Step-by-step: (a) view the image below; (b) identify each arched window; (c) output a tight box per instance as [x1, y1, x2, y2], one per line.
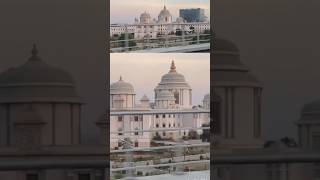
[174, 92, 179, 104]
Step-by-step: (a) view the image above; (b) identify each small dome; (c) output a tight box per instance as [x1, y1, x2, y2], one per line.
[212, 38, 261, 87]
[0, 45, 82, 103]
[140, 12, 151, 19]
[140, 94, 149, 101]
[156, 90, 175, 101]
[298, 100, 320, 123]
[110, 76, 135, 95]
[140, 11, 151, 23]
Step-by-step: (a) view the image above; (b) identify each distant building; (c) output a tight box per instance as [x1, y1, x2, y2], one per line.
[110, 5, 210, 40]
[179, 8, 207, 22]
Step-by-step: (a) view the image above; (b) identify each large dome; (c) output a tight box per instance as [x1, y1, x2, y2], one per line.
[0, 45, 82, 103]
[212, 38, 261, 87]
[155, 61, 191, 90]
[158, 6, 172, 23]
[110, 76, 135, 95]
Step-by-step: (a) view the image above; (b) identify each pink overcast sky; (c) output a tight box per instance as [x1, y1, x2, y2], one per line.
[110, 53, 210, 106]
[110, 0, 210, 24]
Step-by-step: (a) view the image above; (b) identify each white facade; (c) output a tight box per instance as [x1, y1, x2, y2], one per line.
[110, 5, 210, 39]
[110, 61, 209, 150]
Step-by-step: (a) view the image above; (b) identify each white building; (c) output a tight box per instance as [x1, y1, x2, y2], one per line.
[109, 61, 210, 150]
[110, 5, 210, 40]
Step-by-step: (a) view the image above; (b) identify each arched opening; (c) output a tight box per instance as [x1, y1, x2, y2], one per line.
[174, 91, 179, 104]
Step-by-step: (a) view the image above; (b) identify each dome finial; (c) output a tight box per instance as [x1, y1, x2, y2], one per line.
[170, 60, 176, 72]
[119, 76, 123, 81]
[32, 44, 38, 56]
[28, 43, 41, 61]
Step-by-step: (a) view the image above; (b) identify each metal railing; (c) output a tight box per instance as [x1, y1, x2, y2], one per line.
[110, 31, 211, 52]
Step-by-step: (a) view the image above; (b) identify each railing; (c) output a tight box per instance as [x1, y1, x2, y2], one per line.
[110, 31, 211, 52]
[109, 110, 210, 180]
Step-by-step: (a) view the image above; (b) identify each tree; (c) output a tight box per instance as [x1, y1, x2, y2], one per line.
[188, 130, 200, 139]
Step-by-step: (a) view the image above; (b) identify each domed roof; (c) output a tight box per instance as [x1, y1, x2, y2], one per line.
[140, 11, 151, 19]
[156, 90, 175, 101]
[0, 45, 74, 85]
[0, 45, 82, 103]
[203, 94, 210, 101]
[140, 94, 149, 101]
[298, 100, 320, 123]
[158, 6, 172, 18]
[110, 76, 135, 95]
[212, 38, 261, 87]
[155, 61, 191, 90]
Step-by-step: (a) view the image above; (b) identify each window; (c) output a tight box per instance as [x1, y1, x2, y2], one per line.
[169, 124, 171, 128]
[162, 114, 165, 118]
[135, 141, 139, 147]
[26, 174, 39, 180]
[156, 114, 159, 118]
[173, 114, 175, 118]
[134, 116, 139, 122]
[118, 141, 122, 147]
[118, 128, 123, 136]
[174, 92, 179, 104]
[135, 128, 139, 135]
[162, 124, 166, 128]
[163, 132, 166, 136]
[118, 116, 123, 122]
[156, 124, 159, 128]
[78, 173, 91, 180]
[169, 114, 171, 118]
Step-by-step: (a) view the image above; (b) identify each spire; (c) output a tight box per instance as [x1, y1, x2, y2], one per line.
[28, 43, 41, 61]
[119, 76, 123, 81]
[164, 5, 166, 10]
[170, 60, 176, 72]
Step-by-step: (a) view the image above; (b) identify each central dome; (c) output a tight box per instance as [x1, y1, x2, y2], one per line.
[110, 76, 135, 95]
[158, 5, 172, 23]
[0, 45, 82, 103]
[156, 61, 191, 90]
